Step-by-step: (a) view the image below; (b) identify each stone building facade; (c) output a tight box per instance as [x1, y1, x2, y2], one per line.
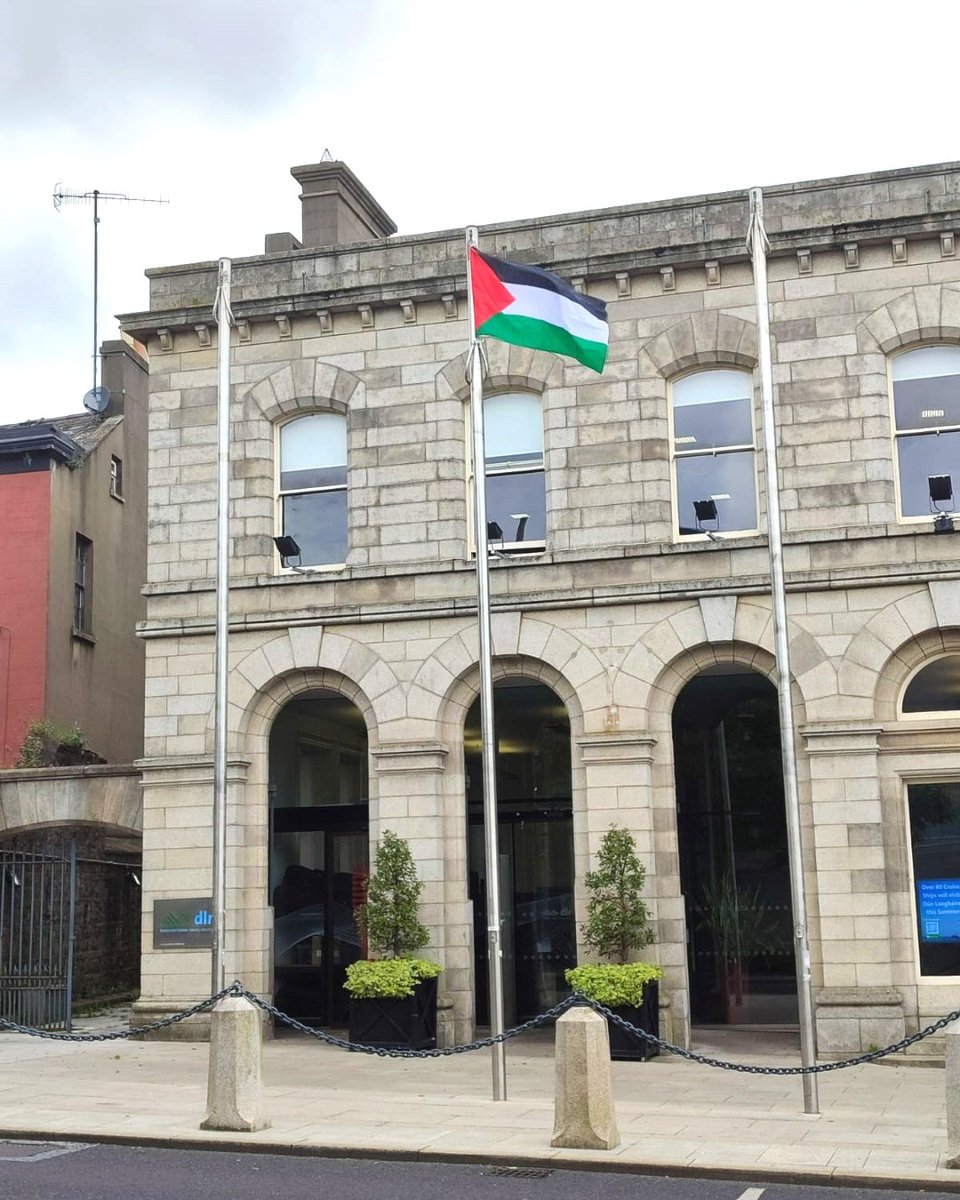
[123, 160, 960, 1055]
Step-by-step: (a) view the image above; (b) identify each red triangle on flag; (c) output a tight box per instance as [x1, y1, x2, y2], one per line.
[470, 247, 515, 331]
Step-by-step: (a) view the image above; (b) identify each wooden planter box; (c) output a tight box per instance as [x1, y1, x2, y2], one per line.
[347, 975, 438, 1051]
[605, 980, 660, 1061]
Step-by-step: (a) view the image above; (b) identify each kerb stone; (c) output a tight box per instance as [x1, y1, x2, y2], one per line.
[947, 1020, 960, 1167]
[200, 996, 270, 1132]
[551, 1005, 619, 1150]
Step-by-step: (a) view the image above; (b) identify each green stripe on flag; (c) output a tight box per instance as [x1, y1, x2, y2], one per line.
[478, 312, 607, 373]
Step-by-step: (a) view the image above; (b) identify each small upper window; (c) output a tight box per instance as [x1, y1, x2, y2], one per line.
[109, 455, 123, 498]
[672, 369, 757, 537]
[278, 414, 347, 568]
[891, 346, 960, 520]
[483, 393, 545, 551]
[74, 534, 92, 635]
[901, 655, 960, 716]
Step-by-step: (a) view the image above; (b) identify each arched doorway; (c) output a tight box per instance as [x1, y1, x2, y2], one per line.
[672, 664, 797, 1026]
[268, 689, 369, 1026]
[465, 679, 575, 1025]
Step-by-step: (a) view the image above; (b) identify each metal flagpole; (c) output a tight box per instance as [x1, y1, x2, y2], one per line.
[211, 257, 233, 995]
[465, 226, 507, 1101]
[746, 189, 819, 1115]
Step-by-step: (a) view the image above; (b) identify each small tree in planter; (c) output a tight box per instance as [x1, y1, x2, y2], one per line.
[565, 826, 662, 1061]
[344, 830, 441, 1050]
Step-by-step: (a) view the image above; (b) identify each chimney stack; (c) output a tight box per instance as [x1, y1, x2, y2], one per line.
[290, 160, 396, 248]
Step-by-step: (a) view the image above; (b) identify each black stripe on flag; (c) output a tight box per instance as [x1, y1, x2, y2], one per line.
[476, 250, 608, 323]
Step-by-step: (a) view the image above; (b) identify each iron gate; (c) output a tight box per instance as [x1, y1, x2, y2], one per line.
[0, 842, 76, 1031]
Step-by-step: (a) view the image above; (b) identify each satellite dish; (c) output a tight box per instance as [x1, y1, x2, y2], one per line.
[82, 385, 110, 415]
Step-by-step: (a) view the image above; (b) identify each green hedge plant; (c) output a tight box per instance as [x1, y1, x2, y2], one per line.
[345, 829, 440, 1000]
[344, 957, 441, 999]
[565, 962, 663, 1008]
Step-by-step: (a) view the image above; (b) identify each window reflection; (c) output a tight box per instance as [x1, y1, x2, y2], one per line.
[483, 394, 545, 550]
[902, 655, 960, 714]
[672, 370, 757, 537]
[278, 413, 348, 567]
[892, 348, 960, 520]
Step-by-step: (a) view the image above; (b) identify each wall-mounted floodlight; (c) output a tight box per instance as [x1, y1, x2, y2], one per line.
[273, 535, 302, 568]
[693, 498, 719, 532]
[929, 475, 955, 534]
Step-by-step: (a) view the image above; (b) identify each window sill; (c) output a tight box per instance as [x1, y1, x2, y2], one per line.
[72, 629, 96, 645]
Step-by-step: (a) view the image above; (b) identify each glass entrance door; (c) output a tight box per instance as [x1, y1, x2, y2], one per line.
[269, 690, 369, 1027]
[271, 819, 368, 1026]
[470, 814, 576, 1025]
[673, 665, 797, 1026]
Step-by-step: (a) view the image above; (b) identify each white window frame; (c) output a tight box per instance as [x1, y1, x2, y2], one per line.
[902, 773, 960, 982]
[669, 367, 759, 541]
[109, 455, 124, 500]
[888, 344, 960, 526]
[465, 391, 546, 556]
[275, 412, 348, 573]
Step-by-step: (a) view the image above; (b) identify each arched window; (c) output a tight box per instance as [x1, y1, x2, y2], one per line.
[278, 413, 347, 568]
[671, 369, 757, 538]
[891, 346, 960, 520]
[901, 654, 960, 716]
[481, 392, 545, 551]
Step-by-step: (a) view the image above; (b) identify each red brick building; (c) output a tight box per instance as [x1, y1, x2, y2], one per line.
[0, 341, 148, 765]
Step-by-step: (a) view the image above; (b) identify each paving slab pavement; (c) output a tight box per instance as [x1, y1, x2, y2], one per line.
[0, 1024, 956, 1190]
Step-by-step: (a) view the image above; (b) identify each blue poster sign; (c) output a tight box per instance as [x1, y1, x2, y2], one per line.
[917, 879, 960, 942]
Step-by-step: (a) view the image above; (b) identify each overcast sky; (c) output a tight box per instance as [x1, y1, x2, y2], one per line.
[4, 0, 958, 422]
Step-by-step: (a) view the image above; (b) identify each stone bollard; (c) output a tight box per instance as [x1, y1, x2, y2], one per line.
[551, 1004, 619, 1150]
[947, 1020, 960, 1167]
[200, 996, 270, 1132]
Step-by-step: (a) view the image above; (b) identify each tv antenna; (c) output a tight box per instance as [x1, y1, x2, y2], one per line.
[53, 185, 168, 407]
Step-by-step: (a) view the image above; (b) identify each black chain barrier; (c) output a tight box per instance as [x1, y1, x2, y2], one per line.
[1, 980, 958, 1075]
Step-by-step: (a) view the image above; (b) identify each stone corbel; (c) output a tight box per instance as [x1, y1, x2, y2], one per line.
[358, 304, 374, 330]
[615, 272, 631, 298]
[275, 315, 292, 339]
[660, 266, 675, 293]
[891, 237, 907, 264]
[236, 320, 251, 343]
[316, 309, 333, 334]
[844, 242, 859, 269]
[942, 232, 956, 258]
[571, 276, 585, 293]
[157, 328, 173, 352]
[441, 294, 458, 320]
[796, 248, 812, 275]
[400, 299, 416, 324]
[194, 324, 211, 348]
[704, 261, 721, 287]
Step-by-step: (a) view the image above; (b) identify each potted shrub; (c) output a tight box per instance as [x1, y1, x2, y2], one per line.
[344, 829, 441, 1050]
[697, 874, 776, 1023]
[565, 826, 663, 1061]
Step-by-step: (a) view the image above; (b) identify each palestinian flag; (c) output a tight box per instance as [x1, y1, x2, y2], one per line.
[469, 247, 608, 373]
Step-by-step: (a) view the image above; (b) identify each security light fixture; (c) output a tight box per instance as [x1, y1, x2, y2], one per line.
[693, 498, 719, 531]
[273, 535, 302, 568]
[928, 475, 955, 534]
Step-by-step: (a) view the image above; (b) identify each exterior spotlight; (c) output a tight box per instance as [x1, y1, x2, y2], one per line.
[928, 475, 955, 533]
[273, 535, 302, 567]
[693, 498, 719, 533]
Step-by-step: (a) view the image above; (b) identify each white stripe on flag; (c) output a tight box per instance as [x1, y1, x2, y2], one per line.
[503, 283, 608, 345]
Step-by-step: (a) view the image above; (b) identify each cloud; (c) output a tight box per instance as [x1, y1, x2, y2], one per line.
[2, 0, 388, 133]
